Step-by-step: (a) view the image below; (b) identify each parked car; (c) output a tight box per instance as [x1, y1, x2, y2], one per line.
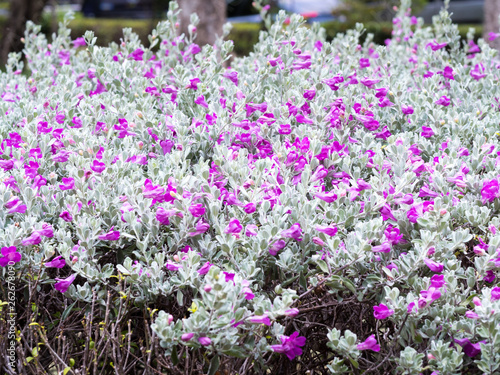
[417, 0, 484, 23]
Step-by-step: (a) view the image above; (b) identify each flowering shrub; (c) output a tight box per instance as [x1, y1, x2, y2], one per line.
[2, 0, 500, 373]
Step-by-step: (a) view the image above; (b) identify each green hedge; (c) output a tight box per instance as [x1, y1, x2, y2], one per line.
[36, 15, 483, 56]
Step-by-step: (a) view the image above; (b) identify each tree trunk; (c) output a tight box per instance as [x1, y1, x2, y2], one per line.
[0, 0, 49, 65]
[177, 0, 226, 46]
[484, 0, 500, 50]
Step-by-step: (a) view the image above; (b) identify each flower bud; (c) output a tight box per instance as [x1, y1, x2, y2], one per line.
[204, 284, 212, 292]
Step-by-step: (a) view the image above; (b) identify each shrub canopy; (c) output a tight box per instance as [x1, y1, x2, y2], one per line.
[2, 1, 500, 374]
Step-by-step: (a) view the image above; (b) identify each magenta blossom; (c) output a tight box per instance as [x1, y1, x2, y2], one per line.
[372, 242, 391, 253]
[243, 202, 256, 214]
[90, 160, 106, 173]
[407, 201, 433, 223]
[465, 311, 480, 319]
[181, 333, 194, 342]
[421, 126, 435, 138]
[98, 229, 120, 241]
[0, 246, 21, 267]
[54, 274, 76, 293]
[245, 224, 258, 237]
[430, 274, 445, 288]
[59, 211, 73, 222]
[198, 262, 212, 275]
[188, 220, 210, 236]
[225, 218, 242, 235]
[165, 261, 182, 271]
[45, 255, 66, 268]
[198, 337, 211, 346]
[357, 335, 380, 352]
[424, 258, 444, 273]
[269, 240, 287, 256]
[59, 177, 75, 190]
[247, 315, 271, 326]
[455, 338, 485, 357]
[315, 225, 338, 237]
[385, 225, 405, 245]
[22, 232, 42, 246]
[481, 179, 500, 204]
[271, 331, 306, 360]
[281, 223, 303, 241]
[373, 303, 394, 319]
[435, 96, 450, 106]
[189, 203, 206, 217]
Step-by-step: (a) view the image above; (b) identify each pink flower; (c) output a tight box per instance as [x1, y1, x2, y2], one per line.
[98, 230, 120, 241]
[465, 311, 480, 319]
[245, 224, 258, 237]
[225, 218, 242, 234]
[90, 160, 106, 173]
[312, 237, 325, 246]
[481, 179, 500, 203]
[373, 303, 394, 319]
[59, 211, 73, 222]
[491, 287, 500, 301]
[194, 95, 209, 108]
[54, 274, 76, 293]
[271, 331, 306, 360]
[278, 124, 292, 134]
[401, 105, 414, 115]
[359, 58, 370, 68]
[455, 338, 485, 357]
[0, 246, 21, 267]
[470, 63, 486, 80]
[22, 232, 42, 246]
[165, 261, 182, 271]
[380, 204, 396, 221]
[372, 242, 391, 253]
[198, 337, 211, 346]
[421, 126, 435, 138]
[189, 203, 206, 217]
[357, 334, 380, 352]
[247, 315, 271, 326]
[281, 223, 302, 241]
[430, 274, 445, 288]
[384, 225, 404, 245]
[424, 258, 444, 273]
[197, 262, 212, 275]
[45, 255, 66, 268]
[315, 225, 338, 237]
[59, 177, 75, 190]
[435, 96, 450, 106]
[269, 240, 287, 256]
[188, 220, 210, 236]
[128, 48, 144, 61]
[243, 202, 256, 214]
[223, 70, 238, 85]
[181, 333, 194, 341]
[314, 191, 337, 203]
[406, 201, 433, 223]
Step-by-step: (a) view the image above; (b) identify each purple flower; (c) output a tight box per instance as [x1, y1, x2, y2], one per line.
[303, 89, 316, 100]
[223, 272, 235, 284]
[385, 225, 404, 245]
[247, 315, 271, 326]
[435, 96, 450, 106]
[225, 218, 242, 235]
[54, 274, 76, 293]
[281, 223, 302, 241]
[188, 219, 210, 236]
[165, 261, 182, 271]
[455, 338, 485, 357]
[465, 311, 480, 319]
[59, 211, 73, 222]
[197, 261, 212, 275]
[284, 308, 299, 317]
[372, 242, 391, 253]
[90, 160, 106, 173]
[245, 224, 258, 237]
[314, 192, 337, 203]
[481, 179, 500, 203]
[357, 334, 380, 352]
[189, 203, 206, 217]
[223, 70, 238, 85]
[0, 246, 21, 267]
[421, 126, 435, 138]
[470, 63, 486, 81]
[407, 201, 433, 223]
[491, 287, 500, 301]
[271, 331, 306, 360]
[278, 124, 291, 134]
[269, 240, 287, 256]
[22, 232, 42, 246]
[5, 196, 26, 214]
[359, 58, 370, 68]
[128, 48, 144, 61]
[59, 177, 75, 190]
[315, 225, 338, 237]
[72, 37, 86, 47]
[401, 105, 414, 115]
[181, 333, 194, 342]
[243, 202, 256, 214]
[380, 204, 396, 221]
[424, 258, 444, 273]
[430, 274, 445, 288]
[45, 255, 66, 268]
[373, 303, 394, 319]
[194, 95, 209, 108]
[98, 230, 120, 241]
[198, 337, 211, 346]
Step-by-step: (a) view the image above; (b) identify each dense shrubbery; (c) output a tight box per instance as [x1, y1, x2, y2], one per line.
[2, 0, 500, 374]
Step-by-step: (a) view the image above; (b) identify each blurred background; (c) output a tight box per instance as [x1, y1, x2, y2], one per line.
[0, 0, 496, 66]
